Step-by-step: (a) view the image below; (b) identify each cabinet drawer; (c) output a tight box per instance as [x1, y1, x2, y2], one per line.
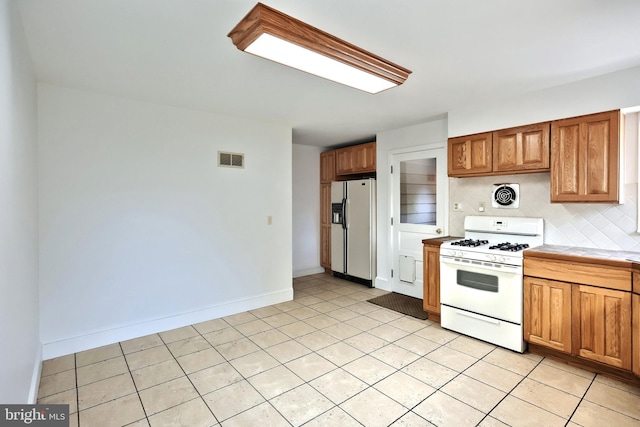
[524, 258, 631, 291]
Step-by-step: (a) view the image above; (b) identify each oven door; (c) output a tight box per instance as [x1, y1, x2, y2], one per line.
[439, 255, 523, 324]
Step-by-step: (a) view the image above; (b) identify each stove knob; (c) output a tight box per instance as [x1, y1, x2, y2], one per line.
[500, 256, 507, 263]
[488, 254, 497, 262]
[457, 251, 464, 257]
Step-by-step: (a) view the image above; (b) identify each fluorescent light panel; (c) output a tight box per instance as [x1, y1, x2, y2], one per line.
[228, 3, 411, 94]
[246, 34, 396, 93]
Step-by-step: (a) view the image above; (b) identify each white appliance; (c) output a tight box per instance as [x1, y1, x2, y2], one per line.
[439, 216, 544, 352]
[331, 178, 376, 286]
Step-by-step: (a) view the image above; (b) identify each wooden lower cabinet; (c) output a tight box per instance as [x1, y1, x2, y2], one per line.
[320, 225, 331, 269]
[524, 277, 572, 352]
[423, 245, 440, 317]
[633, 294, 640, 376]
[572, 285, 632, 370]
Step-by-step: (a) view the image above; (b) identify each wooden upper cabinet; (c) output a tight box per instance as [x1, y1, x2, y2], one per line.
[572, 284, 632, 370]
[551, 110, 621, 203]
[493, 123, 550, 173]
[335, 147, 353, 175]
[447, 132, 492, 177]
[352, 142, 376, 173]
[320, 151, 336, 183]
[524, 277, 572, 352]
[336, 142, 376, 175]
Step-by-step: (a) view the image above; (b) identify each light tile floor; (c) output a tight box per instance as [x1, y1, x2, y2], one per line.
[37, 273, 640, 427]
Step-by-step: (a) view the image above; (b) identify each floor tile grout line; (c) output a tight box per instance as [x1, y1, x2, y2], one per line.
[184, 315, 302, 426]
[73, 353, 80, 426]
[243, 281, 420, 425]
[118, 341, 150, 426]
[155, 329, 222, 426]
[478, 355, 579, 425]
[573, 374, 640, 422]
[457, 351, 533, 426]
[564, 374, 597, 426]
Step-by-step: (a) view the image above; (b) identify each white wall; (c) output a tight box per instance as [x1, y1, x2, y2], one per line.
[38, 84, 293, 358]
[449, 65, 640, 137]
[0, 0, 40, 403]
[292, 144, 324, 277]
[375, 119, 448, 290]
[447, 66, 640, 251]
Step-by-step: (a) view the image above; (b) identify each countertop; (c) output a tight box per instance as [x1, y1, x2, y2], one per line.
[525, 244, 640, 269]
[422, 236, 462, 247]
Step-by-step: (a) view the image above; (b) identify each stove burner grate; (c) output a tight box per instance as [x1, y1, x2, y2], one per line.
[488, 242, 530, 252]
[451, 239, 489, 247]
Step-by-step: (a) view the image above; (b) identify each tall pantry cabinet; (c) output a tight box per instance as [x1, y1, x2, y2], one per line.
[320, 151, 335, 269]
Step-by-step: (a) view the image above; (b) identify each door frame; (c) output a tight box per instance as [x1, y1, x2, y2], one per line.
[388, 143, 449, 298]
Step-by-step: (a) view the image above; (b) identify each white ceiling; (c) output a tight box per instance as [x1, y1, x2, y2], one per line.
[16, 0, 640, 147]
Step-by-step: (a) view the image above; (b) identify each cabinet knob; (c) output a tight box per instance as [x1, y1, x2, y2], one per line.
[436, 228, 442, 234]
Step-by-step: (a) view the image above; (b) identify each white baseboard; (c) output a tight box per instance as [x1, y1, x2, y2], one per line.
[28, 344, 43, 404]
[42, 288, 293, 360]
[293, 267, 325, 278]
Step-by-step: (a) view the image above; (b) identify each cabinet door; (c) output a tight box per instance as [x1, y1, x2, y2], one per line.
[320, 151, 336, 183]
[320, 224, 331, 269]
[572, 284, 631, 369]
[352, 142, 376, 173]
[320, 183, 332, 269]
[551, 110, 620, 202]
[524, 277, 572, 352]
[447, 133, 492, 176]
[633, 294, 640, 377]
[320, 183, 332, 226]
[423, 245, 440, 315]
[493, 123, 550, 173]
[335, 147, 353, 175]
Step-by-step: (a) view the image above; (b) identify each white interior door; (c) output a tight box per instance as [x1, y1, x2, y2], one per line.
[390, 145, 448, 298]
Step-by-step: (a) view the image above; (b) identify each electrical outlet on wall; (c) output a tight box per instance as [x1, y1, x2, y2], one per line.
[478, 202, 485, 212]
[453, 202, 463, 212]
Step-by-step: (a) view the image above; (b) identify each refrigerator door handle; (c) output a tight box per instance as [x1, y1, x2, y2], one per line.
[341, 198, 347, 229]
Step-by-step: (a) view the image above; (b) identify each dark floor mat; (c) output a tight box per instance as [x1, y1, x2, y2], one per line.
[367, 292, 429, 320]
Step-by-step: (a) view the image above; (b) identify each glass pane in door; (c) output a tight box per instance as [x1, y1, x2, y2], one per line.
[400, 158, 436, 225]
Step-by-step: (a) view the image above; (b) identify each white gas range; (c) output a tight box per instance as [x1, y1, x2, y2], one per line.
[439, 216, 544, 353]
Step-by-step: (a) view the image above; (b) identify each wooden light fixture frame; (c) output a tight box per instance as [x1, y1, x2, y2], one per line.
[228, 3, 411, 88]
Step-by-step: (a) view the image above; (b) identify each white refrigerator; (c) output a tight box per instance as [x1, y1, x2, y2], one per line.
[330, 178, 376, 286]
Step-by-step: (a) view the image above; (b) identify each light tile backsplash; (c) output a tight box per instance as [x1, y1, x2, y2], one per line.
[449, 173, 640, 252]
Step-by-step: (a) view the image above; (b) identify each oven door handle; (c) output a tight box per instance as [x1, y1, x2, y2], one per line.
[456, 310, 501, 325]
[439, 255, 521, 273]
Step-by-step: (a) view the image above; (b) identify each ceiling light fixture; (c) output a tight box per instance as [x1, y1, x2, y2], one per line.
[227, 3, 411, 94]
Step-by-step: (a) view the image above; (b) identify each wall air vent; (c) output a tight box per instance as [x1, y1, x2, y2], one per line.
[218, 151, 244, 169]
[492, 183, 519, 208]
